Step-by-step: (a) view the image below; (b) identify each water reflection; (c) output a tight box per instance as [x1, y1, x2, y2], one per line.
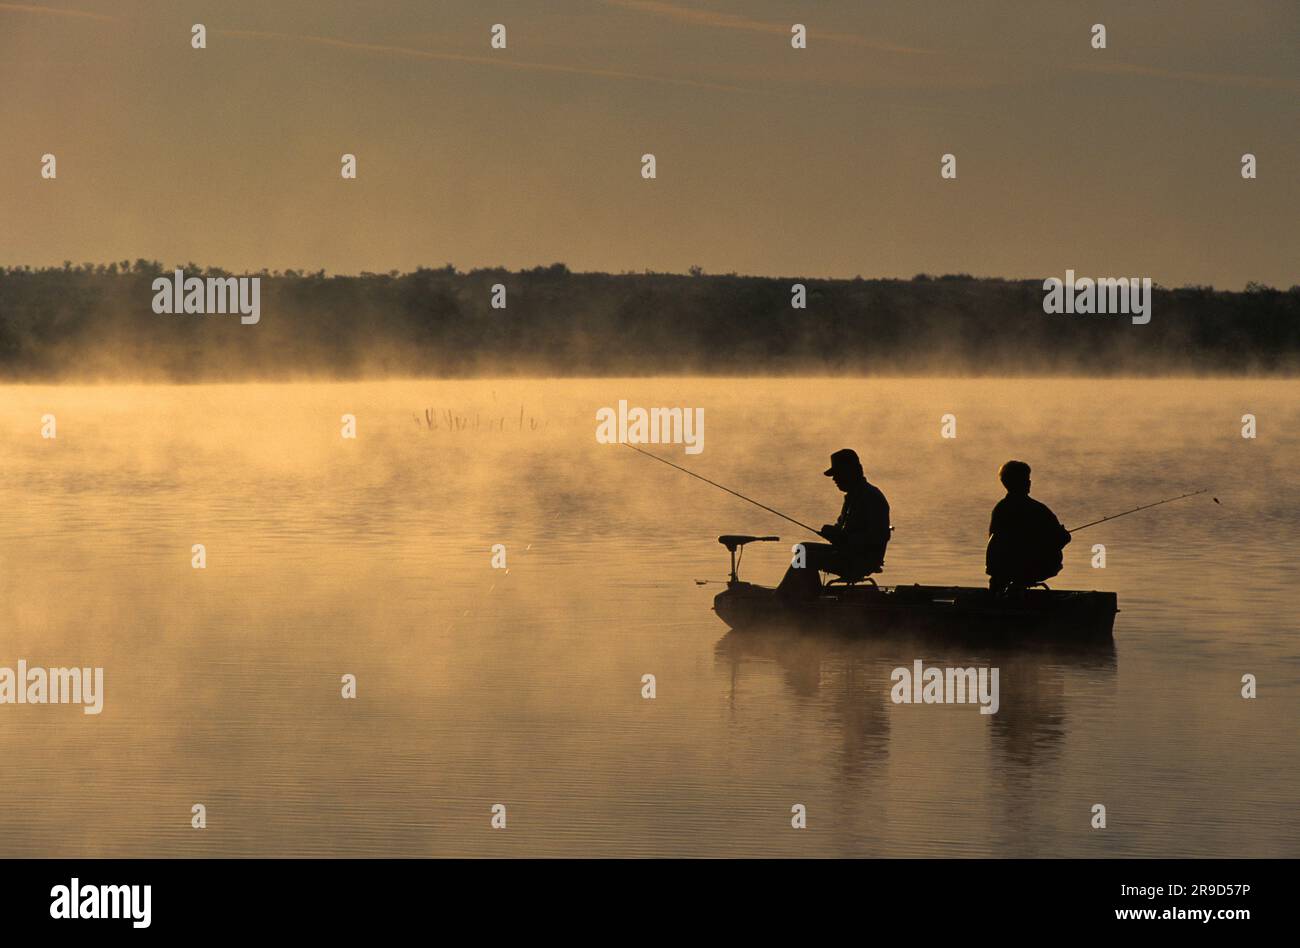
[716, 624, 1116, 785]
[1, 378, 1295, 857]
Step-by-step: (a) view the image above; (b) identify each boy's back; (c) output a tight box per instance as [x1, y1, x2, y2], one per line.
[987, 492, 1071, 586]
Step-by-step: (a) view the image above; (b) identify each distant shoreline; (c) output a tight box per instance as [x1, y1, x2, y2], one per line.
[0, 372, 1296, 387]
[2, 265, 1296, 380]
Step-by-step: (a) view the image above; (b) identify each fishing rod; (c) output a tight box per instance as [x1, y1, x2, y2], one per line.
[620, 443, 823, 538]
[1067, 488, 1215, 533]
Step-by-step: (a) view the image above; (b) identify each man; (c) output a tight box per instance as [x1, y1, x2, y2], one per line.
[777, 449, 891, 599]
[986, 460, 1071, 595]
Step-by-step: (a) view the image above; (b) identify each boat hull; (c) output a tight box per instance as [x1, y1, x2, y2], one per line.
[713, 581, 1117, 642]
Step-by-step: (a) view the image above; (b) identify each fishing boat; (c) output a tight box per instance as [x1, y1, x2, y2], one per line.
[710, 535, 1118, 641]
[619, 441, 1208, 642]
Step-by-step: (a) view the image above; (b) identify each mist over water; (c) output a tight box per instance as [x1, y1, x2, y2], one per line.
[3, 269, 1298, 381]
[1, 377, 1296, 856]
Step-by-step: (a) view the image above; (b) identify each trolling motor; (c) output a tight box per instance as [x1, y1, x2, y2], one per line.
[717, 535, 779, 585]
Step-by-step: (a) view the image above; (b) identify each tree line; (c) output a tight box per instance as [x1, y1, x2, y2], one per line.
[0, 262, 1295, 379]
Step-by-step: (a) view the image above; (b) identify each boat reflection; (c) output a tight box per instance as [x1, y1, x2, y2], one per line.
[714, 624, 1117, 782]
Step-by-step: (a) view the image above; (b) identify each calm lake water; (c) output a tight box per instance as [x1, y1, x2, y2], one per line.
[1, 378, 1296, 857]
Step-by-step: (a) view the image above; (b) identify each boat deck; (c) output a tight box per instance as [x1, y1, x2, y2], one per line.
[713, 581, 1118, 641]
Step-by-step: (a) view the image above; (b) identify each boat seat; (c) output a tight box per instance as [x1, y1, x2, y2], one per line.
[826, 565, 883, 587]
[827, 529, 892, 587]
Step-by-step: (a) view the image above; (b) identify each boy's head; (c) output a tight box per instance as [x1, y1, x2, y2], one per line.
[999, 460, 1031, 495]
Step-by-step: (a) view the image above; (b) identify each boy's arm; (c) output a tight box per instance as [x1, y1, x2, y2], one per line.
[1045, 505, 1071, 547]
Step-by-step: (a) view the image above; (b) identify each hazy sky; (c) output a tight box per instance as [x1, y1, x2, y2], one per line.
[2, 0, 1296, 288]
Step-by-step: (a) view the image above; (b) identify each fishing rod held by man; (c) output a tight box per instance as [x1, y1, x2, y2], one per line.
[620, 442, 823, 537]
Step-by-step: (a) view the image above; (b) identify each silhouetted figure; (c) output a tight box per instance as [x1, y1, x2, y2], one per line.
[777, 449, 890, 599]
[986, 460, 1071, 595]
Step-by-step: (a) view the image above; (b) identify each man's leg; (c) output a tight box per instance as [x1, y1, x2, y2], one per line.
[777, 542, 835, 598]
